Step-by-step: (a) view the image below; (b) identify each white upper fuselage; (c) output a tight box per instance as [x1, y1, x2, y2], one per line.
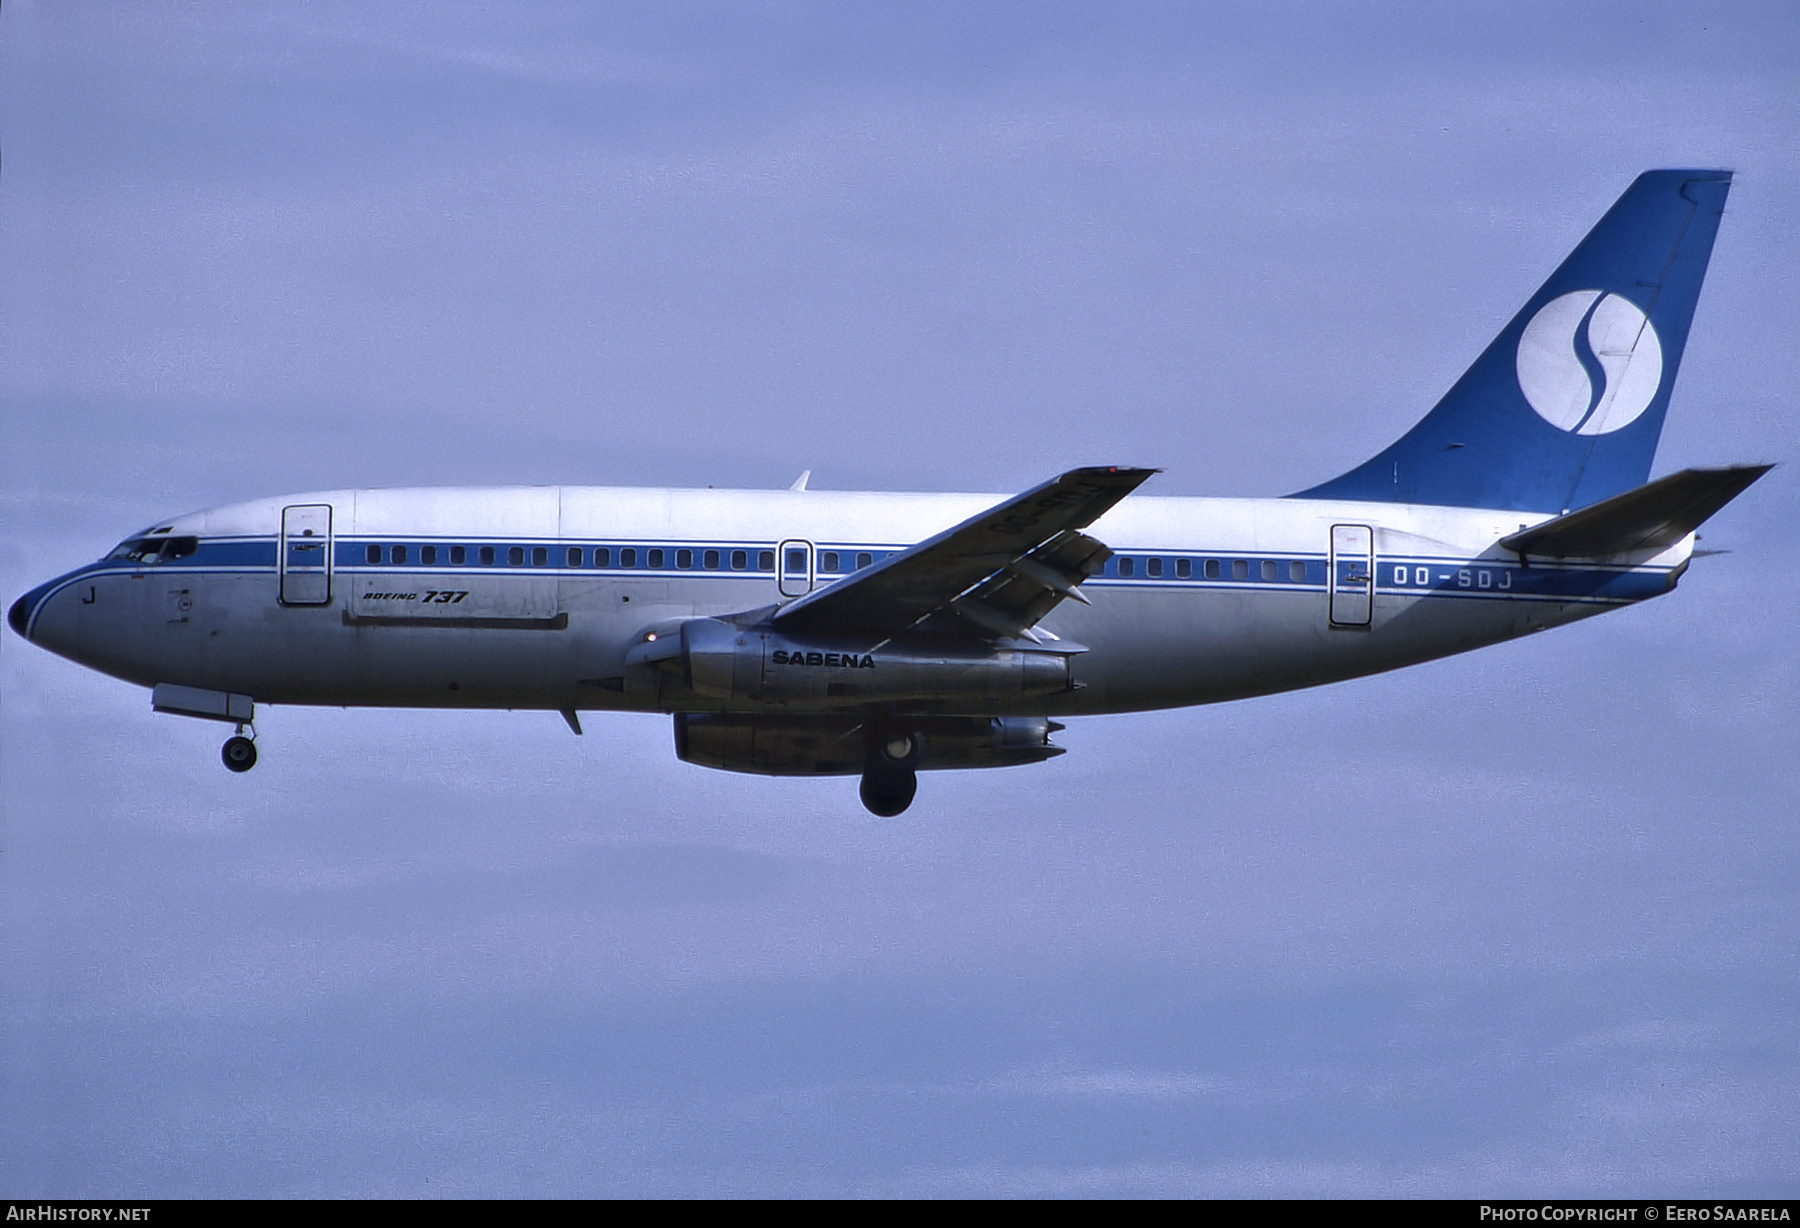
[15, 484, 1690, 718]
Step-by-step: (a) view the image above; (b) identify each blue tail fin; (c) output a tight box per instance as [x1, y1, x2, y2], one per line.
[1293, 170, 1732, 513]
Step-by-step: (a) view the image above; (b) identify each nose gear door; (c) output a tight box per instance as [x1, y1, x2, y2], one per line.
[280, 504, 333, 605]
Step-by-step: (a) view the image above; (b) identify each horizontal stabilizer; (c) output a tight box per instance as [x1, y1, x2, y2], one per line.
[1499, 464, 1771, 559]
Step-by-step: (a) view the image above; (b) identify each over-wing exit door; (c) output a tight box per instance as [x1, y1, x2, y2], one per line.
[778, 539, 814, 598]
[280, 504, 332, 605]
[1329, 523, 1372, 626]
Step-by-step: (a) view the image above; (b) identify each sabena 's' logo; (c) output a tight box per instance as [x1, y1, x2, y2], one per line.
[1515, 290, 1663, 435]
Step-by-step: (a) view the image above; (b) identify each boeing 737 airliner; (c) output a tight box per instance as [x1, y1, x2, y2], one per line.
[9, 170, 1769, 814]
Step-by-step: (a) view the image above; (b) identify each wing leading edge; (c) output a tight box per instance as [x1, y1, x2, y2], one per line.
[772, 466, 1158, 639]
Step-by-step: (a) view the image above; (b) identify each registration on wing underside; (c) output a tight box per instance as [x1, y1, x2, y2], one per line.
[348, 573, 557, 621]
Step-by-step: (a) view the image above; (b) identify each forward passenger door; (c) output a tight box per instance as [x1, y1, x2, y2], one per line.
[280, 504, 333, 605]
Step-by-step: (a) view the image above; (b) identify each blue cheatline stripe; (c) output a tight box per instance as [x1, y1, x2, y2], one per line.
[115, 538, 1681, 582]
[37, 538, 1674, 608]
[329, 540, 914, 574]
[19, 551, 1674, 638]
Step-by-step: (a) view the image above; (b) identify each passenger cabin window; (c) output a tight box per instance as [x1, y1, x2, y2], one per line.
[421, 545, 437, 565]
[676, 549, 693, 569]
[1289, 560, 1306, 582]
[1146, 557, 1163, 578]
[366, 544, 381, 565]
[785, 549, 807, 575]
[594, 547, 610, 568]
[731, 550, 747, 570]
[856, 552, 873, 570]
[1176, 558, 1191, 579]
[758, 550, 775, 572]
[820, 551, 839, 573]
[479, 546, 496, 566]
[647, 548, 665, 569]
[1118, 557, 1135, 578]
[1204, 559, 1220, 579]
[704, 549, 720, 569]
[620, 547, 637, 567]
[450, 546, 466, 565]
[392, 544, 408, 565]
[507, 546, 524, 566]
[567, 547, 582, 567]
[1232, 559, 1249, 581]
[1261, 560, 1277, 581]
[528, 547, 545, 567]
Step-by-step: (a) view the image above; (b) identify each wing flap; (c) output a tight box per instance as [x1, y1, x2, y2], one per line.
[927, 529, 1113, 639]
[773, 466, 1155, 635]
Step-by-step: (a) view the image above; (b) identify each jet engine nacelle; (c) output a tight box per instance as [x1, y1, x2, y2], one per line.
[673, 712, 1065, 776]
[675, 618, 1073, 707]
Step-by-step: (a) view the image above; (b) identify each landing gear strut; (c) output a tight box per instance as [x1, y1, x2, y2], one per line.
[222, 726, 257, 773]
[859, 728, 921, 816]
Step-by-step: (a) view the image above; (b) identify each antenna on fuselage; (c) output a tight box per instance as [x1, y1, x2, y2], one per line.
[789, 470, 811, 492]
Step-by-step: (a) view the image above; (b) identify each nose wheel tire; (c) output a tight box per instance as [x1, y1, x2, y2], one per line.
[222, 735, 258, 773]
[860, 766, 917, 817]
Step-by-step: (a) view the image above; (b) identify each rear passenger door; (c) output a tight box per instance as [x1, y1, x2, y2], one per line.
[1328, 524, 1373, 627]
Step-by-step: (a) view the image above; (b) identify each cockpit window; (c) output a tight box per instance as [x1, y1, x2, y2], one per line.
[107, 538, 164, 563]
[105, 536, 198, 565]
[107, 538, 155, 562]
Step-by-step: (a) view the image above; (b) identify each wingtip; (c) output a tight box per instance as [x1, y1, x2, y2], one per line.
[1077, 465, 1161, 482]
[1707, 461, 1776, 486]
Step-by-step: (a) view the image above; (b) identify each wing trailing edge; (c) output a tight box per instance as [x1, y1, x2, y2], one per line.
[773, 466, 1157, 637]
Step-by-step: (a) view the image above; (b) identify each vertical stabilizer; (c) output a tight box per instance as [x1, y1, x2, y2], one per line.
[1293, 170, 1731, 512]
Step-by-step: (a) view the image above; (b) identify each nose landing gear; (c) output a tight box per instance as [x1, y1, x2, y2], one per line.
[222, 725, 257, 773]
[859, 728, 921, 816]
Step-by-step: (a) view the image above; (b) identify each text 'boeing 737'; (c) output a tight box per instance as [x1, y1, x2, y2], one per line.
[10, 170, 1770, 814]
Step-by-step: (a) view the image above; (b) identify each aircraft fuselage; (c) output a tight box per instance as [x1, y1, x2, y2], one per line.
[12, 484, 1685, 719]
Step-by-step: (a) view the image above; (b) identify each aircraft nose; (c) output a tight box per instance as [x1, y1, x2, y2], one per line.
[10, 578, 60, 641]
[8, 592, 32, 639]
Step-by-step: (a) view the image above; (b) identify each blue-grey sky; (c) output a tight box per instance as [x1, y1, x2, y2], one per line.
[3, 0, 1797, 1197]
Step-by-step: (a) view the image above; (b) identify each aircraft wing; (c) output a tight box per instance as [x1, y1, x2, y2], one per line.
[772, 466, 1156, 639]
